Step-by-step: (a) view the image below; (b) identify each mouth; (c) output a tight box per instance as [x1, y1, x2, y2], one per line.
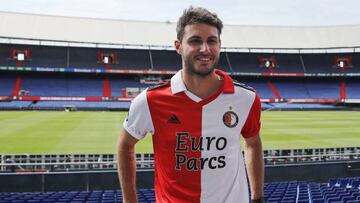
[195, 55, 213, 63]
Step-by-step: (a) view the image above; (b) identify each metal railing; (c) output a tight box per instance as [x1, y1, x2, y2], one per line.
[1, 147, 359, 173]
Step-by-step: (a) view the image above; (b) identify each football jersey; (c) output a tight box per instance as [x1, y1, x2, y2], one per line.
[124, 69, 261, 203]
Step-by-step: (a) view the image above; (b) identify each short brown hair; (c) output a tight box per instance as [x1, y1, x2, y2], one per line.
[176, 6, 223, 41]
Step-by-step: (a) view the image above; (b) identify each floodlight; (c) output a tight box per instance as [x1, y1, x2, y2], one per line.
[339, 61, 344, 68]
[265, 60, 271, 68]
[103, 56, 109, 64]
[17, 53, 25, 61]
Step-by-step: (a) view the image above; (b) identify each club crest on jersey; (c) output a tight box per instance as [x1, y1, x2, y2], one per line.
[223, 111, 239, 128]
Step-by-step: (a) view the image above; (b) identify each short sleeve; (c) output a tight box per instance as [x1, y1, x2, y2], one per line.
[241, 93, 261, 138]
[123, 89, 154, 140]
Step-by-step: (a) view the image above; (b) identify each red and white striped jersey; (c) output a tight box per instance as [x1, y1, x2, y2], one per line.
[124, 69, 261, 203]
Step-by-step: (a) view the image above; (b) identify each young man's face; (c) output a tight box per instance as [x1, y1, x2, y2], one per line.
[175, 23, 221, 76]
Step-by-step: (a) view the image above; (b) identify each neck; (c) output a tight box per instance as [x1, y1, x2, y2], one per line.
[182, 69, 222, 99]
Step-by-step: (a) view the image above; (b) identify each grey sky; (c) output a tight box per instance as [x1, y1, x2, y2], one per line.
[0, 0, 359, 26]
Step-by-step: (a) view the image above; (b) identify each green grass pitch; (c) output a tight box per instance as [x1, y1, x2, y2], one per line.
[0, 111, 359, 154]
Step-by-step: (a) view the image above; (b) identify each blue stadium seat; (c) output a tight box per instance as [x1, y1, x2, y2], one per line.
[340, 178, 350, 187]
[26, 201, 41, 203]
[351, 180, 360, 189]
[347, 199, 360, 203]
[328, 178, 339, 187]
[2, 179, 360, 203]
[312, 198, 326, 203]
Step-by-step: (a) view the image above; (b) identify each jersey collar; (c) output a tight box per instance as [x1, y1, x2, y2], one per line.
[170, 69, 234, 95]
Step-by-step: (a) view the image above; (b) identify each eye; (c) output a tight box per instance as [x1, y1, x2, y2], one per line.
[207, 38, 219, 45]
[189, 38, 202, 45]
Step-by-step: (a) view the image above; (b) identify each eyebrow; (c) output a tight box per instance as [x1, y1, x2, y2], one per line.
[208, 36, 219, 40]
[187, 35, 219, 40]
[188, 36, 201, 40]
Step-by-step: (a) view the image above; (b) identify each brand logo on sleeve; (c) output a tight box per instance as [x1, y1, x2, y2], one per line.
[222, 111, 239, 128]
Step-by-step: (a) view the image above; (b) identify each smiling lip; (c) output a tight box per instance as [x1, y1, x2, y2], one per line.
[196, 56, 212, 62]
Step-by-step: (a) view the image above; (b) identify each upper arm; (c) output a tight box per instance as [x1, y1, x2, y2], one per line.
[244, 133, 262, 147]
[118, 128, 139, 152]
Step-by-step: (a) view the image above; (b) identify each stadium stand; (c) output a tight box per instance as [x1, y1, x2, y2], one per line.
[1, 64, 359, 110]
[301, 54, 339, 73]
[271, 78, 345, 100]
[0, 73, 149, 97]
[0, 101, 33, 108]
[0, 178, 360, 202]
[20, 74, 104, 97]
[228, 53, 262, 73]
[3, 44, 360, 73]
[110, 78, 149, 97]
[305, 80, 340, 99]
[68, 47, 101, 69]
[242, 79, 277, 99]
[0, 189, 155, 203]
[272, 54, 305, 73]
[272, 79, 310, 99]
[265, 178, 360, 203]
[116, 49, 152, 70]
[31, 46, 68, 68]
[217, 52, 232, 72]
[0, 74, 15, 96]
[346, 79, 360, 99]
[151, 50, 181, 70]
[352, 54, 360, 73]
[33, 101, 130, 109]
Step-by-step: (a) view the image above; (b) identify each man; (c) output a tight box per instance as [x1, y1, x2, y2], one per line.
[118, 6, 264, 203]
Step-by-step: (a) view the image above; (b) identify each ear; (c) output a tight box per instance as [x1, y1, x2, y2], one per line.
[174, 40, 182, 55]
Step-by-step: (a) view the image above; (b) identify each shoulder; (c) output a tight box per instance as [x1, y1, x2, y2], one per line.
[130, 89, 148, 110]
[147, 80, 171, 92]
[233, 80, 256, 93]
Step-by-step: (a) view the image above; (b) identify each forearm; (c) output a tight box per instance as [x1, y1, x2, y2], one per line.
[244, 136, 264, 199]
[117, 132, 138, 203]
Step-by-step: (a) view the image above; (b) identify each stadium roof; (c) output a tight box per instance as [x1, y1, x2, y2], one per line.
[1, 11, 360, 52]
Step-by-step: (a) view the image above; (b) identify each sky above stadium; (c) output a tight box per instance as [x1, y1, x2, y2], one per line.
[0, 0, 359, 26]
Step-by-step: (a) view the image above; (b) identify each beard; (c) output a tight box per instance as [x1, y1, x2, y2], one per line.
[183, 55, 219, 78]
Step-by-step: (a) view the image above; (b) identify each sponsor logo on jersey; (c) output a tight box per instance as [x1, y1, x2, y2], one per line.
[222, 111, 239, 128]
[175, 132, 227, 171]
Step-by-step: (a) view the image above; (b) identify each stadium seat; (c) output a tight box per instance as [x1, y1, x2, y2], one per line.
[312, 198, 326, 203]
[351, 180, 360, 189]
[340, 179, 350, 187]
[347, 200, 360, 203]
[328, 178, 339, 187]
[2, 179, 360, 203]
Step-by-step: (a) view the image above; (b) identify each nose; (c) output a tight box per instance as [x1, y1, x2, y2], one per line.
[200, 42, 210, 53]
